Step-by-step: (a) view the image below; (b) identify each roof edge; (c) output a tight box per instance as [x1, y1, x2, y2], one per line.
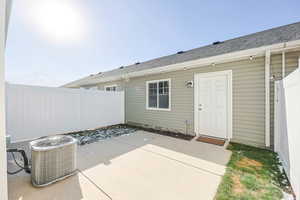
[72, 39, 300, 87]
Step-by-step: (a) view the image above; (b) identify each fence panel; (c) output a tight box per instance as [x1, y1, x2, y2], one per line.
[6, 84, 124, 142]
[274, 68, 300, 198]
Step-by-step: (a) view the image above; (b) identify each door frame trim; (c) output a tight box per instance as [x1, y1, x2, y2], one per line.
[194, 70, 232, 139]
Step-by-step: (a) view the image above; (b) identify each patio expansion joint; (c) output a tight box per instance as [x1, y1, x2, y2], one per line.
[78, 169, 113, 200]
[113, 139, 224, 177]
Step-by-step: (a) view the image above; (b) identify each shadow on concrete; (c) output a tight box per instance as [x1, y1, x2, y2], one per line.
[8, 130, 231, 200]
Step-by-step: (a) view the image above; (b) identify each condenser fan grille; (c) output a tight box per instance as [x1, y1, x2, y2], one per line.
[30, 135, 77, 187]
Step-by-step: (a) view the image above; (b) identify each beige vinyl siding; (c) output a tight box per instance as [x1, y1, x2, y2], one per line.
[125, 57, 266, 147]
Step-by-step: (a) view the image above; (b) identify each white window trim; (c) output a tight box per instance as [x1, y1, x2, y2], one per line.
[104, 84, 117, 91]
[146, 78, 171, 111]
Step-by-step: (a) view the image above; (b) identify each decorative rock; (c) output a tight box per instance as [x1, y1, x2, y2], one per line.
[70, 125, 136, 145]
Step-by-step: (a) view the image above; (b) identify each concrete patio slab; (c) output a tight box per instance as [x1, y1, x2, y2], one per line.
[113, 131, 230, 175]
[8, 171, 111, 200]
[111, 130, 160, 146]
[8, 130, 231, 200]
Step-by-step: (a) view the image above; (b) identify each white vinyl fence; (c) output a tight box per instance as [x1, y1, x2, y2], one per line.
[274, 68, 300, 198]
[6, 84, 124, 142]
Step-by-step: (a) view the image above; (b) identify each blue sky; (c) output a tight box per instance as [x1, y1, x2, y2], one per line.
[5, 0, 300, 87]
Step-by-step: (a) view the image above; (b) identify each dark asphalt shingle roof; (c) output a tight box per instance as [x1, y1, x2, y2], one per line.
[68, 22, 300, 86]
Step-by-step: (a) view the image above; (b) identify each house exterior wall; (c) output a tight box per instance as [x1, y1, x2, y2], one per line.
[125, 57, 267, 147]
[92, 51, 300, 147]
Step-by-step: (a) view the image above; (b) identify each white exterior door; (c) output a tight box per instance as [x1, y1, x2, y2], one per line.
[195, 71, 231, 139]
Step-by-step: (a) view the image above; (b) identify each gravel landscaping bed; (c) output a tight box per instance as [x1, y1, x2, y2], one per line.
[69, 124, 137, 145]
[125, 124, 195, 141]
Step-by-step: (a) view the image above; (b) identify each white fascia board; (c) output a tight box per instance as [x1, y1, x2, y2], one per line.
[60, 74, 99, 88]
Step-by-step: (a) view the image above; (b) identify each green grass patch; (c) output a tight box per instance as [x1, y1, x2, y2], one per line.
[215, 142, 292, 200]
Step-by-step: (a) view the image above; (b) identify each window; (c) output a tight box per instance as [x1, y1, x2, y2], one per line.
[146, 79, 171, 111]
[104, 85, 117, 92]
[80, 86, 97, 90]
